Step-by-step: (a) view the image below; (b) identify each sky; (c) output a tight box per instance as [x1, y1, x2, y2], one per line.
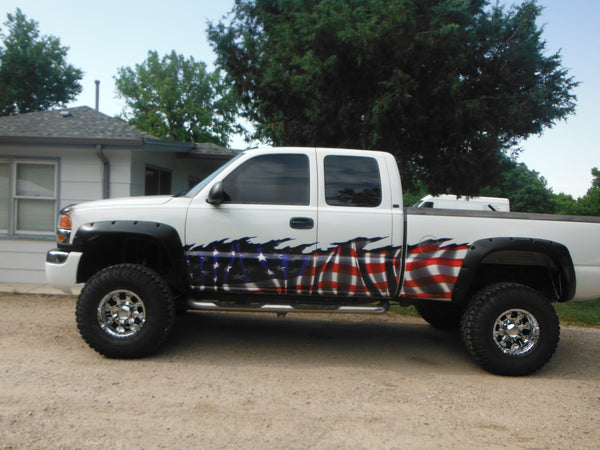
[1, 0, 598, 198]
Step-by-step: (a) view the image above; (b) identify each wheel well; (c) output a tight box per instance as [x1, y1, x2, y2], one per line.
[464, 251, 563, 302]
[77, 234, 171, 283]
[452, 238, 576, 306]
[72, 221, 189, 296]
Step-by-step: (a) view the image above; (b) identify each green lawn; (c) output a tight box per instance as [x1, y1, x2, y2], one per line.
[392, 298, 600, 328]
[554, 298, 600, 328]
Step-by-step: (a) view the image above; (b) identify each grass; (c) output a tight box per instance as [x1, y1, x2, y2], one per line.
[554, 298, 600, 328]
[392, 299, 600, 328]
[390, 304, 419, 318]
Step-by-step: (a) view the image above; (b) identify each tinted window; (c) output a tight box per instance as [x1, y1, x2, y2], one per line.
[324, 155, 381, 207]
[145, 166, 171, 195]
[222, 154, 309, 205]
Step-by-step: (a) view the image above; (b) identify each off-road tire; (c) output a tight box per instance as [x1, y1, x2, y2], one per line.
[461, 282, 560, 376]
[76, 264, 175, 358]
[415, 302, 463, 329]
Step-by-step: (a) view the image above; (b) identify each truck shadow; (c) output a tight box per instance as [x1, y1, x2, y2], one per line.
[159, 312, 600, 379]
[161, 311, 476, 374]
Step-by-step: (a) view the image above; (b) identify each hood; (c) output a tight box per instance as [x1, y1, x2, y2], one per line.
[66, 195, 174, 213]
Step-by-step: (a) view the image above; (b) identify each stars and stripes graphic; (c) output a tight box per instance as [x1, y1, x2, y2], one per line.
[185, 237, 468, 300]
[185, 237, 402, 297]
[185, 238, 310, 294]
[400, 238, 469, 299]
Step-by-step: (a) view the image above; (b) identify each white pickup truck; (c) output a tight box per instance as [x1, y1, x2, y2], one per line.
[46, 147, 600, 375]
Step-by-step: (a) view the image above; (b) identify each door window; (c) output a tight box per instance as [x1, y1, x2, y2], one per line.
[222, 154, 309, 205]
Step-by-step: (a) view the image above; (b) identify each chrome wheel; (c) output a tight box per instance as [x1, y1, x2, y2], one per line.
[493, 308, 540, 356]
[462, 283, 559, 375]
[97, 289, 146, 338]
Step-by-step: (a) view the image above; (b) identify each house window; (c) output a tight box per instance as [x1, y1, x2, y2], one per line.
[145, 166, 171, 195]
[0, 159, 57, 236]
[0, 162, 9, 232]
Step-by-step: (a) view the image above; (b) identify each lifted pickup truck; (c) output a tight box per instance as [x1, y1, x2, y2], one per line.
[46, 147, 600, 375]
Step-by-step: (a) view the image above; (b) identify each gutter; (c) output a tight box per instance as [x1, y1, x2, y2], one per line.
[0, 136, 145, 146]
[96, 144, 110, 199]
[142, 138, 195, 153]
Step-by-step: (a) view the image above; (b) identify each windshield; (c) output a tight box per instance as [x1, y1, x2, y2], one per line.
[184, 152, 245, 198]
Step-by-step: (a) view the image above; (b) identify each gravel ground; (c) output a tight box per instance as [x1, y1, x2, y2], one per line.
[1, 293, 599, 449]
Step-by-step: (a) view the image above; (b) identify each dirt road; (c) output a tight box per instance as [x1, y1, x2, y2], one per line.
[1, 293, 599, 449]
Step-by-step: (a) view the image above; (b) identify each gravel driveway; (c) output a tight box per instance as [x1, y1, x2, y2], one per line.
[1, 293, 599, 448]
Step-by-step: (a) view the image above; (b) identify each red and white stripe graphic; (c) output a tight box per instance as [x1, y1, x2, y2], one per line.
[401, 239, 469, 299]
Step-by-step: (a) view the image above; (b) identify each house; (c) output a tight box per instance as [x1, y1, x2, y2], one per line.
[0, 106, 237, 284]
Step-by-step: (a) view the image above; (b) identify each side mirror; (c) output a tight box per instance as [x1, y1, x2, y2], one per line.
[206, 181, 225, 205]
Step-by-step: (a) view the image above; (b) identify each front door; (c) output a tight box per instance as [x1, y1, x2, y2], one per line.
[184, 150, 318, 295]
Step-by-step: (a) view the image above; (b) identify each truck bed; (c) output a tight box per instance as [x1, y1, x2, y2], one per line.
[404, 207, 600, 301]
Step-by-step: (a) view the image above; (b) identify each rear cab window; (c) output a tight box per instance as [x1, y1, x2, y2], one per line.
[324, 155, 382, 207]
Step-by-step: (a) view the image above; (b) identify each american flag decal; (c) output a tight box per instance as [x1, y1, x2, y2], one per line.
[185, 238, 313, 294]
[401, 238, 469, 299]
[185, 237, 468, 300]
[185, 237, 402, 298]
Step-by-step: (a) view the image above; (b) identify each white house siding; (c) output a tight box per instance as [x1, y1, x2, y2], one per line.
[60, 146, 138, 202]
[0, 143, 136, 284]
[59, 145, 105, 206]
[104, 147, 135, 198]
[0, 236, 54, 284]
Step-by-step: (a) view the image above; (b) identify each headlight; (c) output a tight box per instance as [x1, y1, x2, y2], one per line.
[57, 214, 72, 244]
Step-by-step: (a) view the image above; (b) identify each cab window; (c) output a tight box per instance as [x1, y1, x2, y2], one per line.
[222, 154, 309, 205]
[324, 155, 381, 207]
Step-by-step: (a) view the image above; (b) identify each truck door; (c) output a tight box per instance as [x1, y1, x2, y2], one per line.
[184, 150, 318, 294]
[314, 149, 400, 298]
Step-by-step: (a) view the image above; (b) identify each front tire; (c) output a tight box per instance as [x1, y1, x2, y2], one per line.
[461, 283, 560, 376]
[76, 264, 175, 358]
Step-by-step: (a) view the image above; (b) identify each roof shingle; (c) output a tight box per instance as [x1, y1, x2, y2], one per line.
[0, 106, 155, 142]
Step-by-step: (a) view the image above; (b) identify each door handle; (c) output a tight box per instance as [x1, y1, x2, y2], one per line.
[290, 217, 314, 230]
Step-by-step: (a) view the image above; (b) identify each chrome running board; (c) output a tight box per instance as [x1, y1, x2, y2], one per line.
[187, 300, 388, 315]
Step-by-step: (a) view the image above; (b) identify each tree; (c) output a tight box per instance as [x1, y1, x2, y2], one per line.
[550, 167, 600, 216]
[115, 50, 239, 146]
[208, 0, 578, 193]
[590, 167, 600, 190]
[0, 9, 82, 115]
[551, 192, 578, 216]
[574, 168, 600, 216]
[480, 156, 554, 213]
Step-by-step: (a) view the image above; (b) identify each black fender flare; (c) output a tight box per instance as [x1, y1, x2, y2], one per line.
[452, 237, 576, 305]
[71, 220, 188, 290]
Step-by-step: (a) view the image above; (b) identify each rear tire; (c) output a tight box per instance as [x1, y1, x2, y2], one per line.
[461, 282, 559, 376]
[76, 264, 175, 358]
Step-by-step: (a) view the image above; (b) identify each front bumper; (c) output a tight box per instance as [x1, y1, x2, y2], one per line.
[45, 249, 83, 292]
